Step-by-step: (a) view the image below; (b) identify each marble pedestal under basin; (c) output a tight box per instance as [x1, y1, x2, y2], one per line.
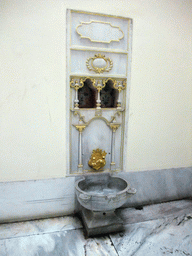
[75, 174, 136, 236]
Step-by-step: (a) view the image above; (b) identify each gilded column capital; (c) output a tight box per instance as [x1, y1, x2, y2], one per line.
[73, 124, 86, 133]
[109, 123, 120, 132]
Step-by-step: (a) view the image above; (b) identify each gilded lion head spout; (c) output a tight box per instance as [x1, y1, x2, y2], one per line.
[88, 149, 107, 171]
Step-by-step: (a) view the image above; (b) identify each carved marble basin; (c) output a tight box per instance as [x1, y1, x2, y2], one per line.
[75, 174, 136, 212]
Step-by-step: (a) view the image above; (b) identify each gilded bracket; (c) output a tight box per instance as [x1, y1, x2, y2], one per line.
[71, 109, 86, 123]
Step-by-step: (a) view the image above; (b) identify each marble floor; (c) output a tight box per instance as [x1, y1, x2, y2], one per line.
[0, 200, 192, 256]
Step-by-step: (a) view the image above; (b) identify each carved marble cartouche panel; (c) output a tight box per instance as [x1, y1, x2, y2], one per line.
[76, 20, 124, 44]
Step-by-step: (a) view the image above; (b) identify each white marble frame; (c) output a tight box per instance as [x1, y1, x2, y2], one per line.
[66, 9, 133, 176]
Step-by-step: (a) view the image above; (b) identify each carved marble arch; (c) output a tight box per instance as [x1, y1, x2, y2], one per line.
[78, 78, 97, 108]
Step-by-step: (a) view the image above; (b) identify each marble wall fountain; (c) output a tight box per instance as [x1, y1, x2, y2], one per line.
[66, 10, 136, 236]
[75, 174, 136, 236]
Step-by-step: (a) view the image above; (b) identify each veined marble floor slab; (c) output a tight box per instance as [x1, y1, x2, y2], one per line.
[0, 200, 192, 256]
[110, 215, 192, 256]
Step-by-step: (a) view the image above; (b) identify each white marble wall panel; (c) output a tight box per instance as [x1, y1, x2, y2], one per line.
[101, 109, 122, 121]
[117, 167, 192, 207]
[0, 177, 75, 223]
[82, 119, 112, 171]
[70, 50, 127, 76]
[70, 11, 129, 51]
[70, 109, 124, 173]
[116, 199, 192, 224]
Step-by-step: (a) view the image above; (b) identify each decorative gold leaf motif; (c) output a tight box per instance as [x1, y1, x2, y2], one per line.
[86, 54, 113, 74]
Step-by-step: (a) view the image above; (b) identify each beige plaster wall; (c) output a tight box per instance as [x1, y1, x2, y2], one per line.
[0, 0, 191, 181]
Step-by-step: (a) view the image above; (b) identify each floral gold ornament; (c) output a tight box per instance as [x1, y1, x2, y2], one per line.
[86, 54, 113, 74]
[88, 149, 107, 171]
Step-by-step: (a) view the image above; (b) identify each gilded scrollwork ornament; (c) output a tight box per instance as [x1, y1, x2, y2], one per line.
[113, 80, 126, 93]
[86, 54, 113, 74]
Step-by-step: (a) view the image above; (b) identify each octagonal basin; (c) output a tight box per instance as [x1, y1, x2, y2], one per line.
[75, 174, 136, 212]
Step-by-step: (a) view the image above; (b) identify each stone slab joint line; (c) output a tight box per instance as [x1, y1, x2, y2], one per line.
[0, 228, 82, 241]
[109, 234, 119, 256]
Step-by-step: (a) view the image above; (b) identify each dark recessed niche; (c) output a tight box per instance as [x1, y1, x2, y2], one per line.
[78, 79, 96, 108]
[78, 78, 118, 108]
[101, 80, 118, 108]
